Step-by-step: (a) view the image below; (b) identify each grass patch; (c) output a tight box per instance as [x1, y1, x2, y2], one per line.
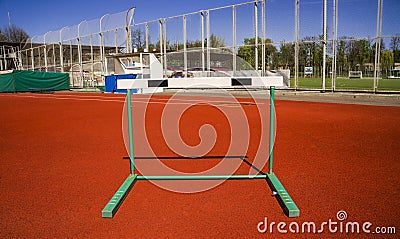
[294, 77, 400, 91]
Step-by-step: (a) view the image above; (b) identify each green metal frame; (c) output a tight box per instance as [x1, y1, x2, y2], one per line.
[102, 87, 300, 218]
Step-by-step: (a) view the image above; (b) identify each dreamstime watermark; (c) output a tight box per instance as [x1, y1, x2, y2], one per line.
[257, 210, 396, 235]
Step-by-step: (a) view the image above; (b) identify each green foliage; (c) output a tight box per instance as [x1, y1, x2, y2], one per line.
[134, 31, 224, 52]
[279, 42, 295, 69]
[237, 37, 277, 69]
[390, 35, 400, 62]
[0, 29, 6, 41]
[208, 34, 225, 48]
[296, 77, 400, 91]
[299, 36, 323, 75]
[381, 50, 394, 74]
[129, 30, 400, 76]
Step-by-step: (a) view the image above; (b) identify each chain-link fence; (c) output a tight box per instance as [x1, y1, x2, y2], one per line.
[17, 9, 134, 88]
[4, 0, 400, 92]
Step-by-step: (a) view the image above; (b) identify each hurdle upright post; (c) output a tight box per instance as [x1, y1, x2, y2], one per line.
[265, 85, 300, 217]
[269, 86, 275, 173]
[102, 88, 138, 218]
[126, 89, 135, 174]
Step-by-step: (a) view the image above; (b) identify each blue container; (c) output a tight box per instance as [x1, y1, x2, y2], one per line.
[104, 74, 137, 93]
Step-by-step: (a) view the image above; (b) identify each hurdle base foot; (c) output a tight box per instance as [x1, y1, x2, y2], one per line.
[266, 173, 300, 218]
[102, 174, 138, 218]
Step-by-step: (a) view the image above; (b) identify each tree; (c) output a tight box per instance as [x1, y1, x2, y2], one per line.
[238, 37, 277, 69]
[347, 39, 374, 72]
[278, 42, 295, 69]
[336, 38, 348, 76]
[371, 39, 385, 56]
[187, 40, 202, 48]
[380, 50, 394, 76]
[296, 36, 324, 76]
[132, 29, 146, 52]
[390, 34, 400, 63]
[208, 34, 225, 48]
[1, 25, 29, 43]
[0, 29, 6, 41]
[238, 38, 256, 67]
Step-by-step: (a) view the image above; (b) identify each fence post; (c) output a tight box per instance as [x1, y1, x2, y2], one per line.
[30, 38, 35, 70]
[261, 0, 266, 76]
[60, 27, 67, 73]
[201, 11, 205, 72]
[158, 19, 164, 75]
[44, 32, 50, 72]
[90, 34, 94, 85]
[254, 1, 259, 72]
[374, 0, 383, 93]
[322, 0, 327, 91]
[206, 11, 210, 76]
[331, 0, 338, 91]
[126, 7, 135, 54]
[145, 23, 149, 52]
[232, 6, 237, 76]
[78, 21, 86, 88]
[100, 14, 109, 78]
[114, 29, 119, 53]
[163, 19, 167, 74]
[294, 0, 299, 90]
[183, 15, 188, 77]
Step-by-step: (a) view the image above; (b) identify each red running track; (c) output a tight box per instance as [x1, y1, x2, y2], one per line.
[0, 92, 399, 238]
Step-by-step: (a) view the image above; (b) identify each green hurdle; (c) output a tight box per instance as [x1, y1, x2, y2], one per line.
[102, 87, 299, 218]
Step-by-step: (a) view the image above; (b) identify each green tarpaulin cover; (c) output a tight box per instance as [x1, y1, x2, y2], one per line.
[0, 70, 69, 92]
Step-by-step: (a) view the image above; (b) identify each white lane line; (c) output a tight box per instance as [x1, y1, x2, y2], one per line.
[0, 94, 125, 103]
[36, 93, 265, 105]
[0, 93, 267, 106]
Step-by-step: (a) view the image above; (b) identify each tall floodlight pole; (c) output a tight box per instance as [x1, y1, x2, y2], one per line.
[294, 0, 299, 90]
[322, 0, 327, 92]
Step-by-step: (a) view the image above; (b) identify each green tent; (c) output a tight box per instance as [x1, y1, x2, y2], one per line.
[0, 70, 69, 92]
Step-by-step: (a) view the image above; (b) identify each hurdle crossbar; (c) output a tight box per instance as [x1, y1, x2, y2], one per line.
[102, 76, 299, 218]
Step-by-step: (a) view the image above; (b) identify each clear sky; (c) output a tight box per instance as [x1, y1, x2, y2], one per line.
[0, 0, 399, 43]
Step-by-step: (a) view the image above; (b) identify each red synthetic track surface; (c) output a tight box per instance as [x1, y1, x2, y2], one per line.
[0, 92, 399, 238]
